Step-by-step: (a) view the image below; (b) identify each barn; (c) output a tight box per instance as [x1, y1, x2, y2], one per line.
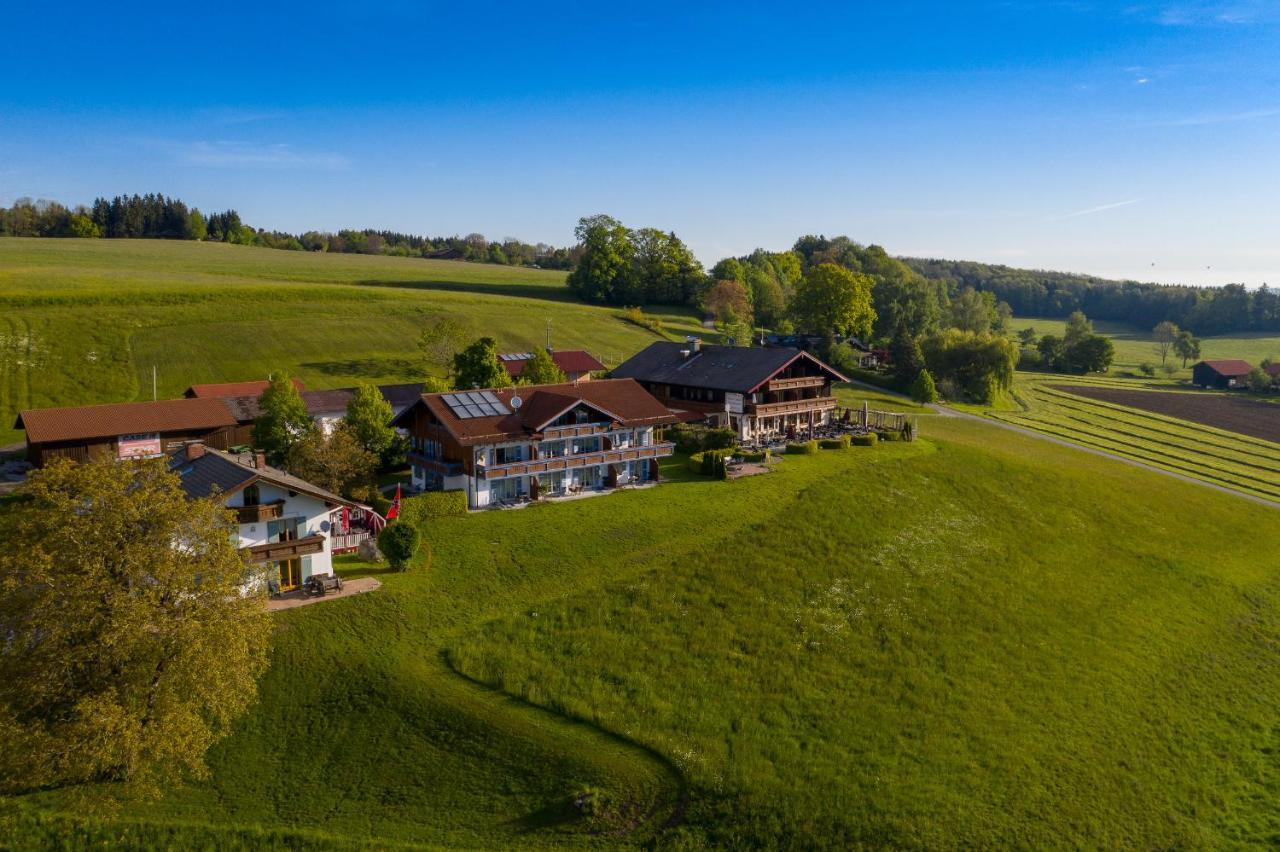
[1191, 359, 1253, 390]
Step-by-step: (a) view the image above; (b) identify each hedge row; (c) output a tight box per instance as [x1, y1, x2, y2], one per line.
[688, 448, 732, 479]
[738, 448, 770, 463]
[852, 433, 878, 447]
[818, 435, 852, 450]
[786, 440, 818, 455]
[399, 490, 468, 523]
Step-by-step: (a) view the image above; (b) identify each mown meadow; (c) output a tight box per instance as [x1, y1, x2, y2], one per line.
[0, 238, 703, 444]
[7, 411, 1280, 848]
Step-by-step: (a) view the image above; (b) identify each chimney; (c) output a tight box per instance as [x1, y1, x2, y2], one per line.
[187, 442, 205, 460]
[254, 450, 266, 469]
[686, 335, 701, 353]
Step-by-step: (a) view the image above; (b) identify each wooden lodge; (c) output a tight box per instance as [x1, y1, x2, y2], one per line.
[611, 338, 850, 443]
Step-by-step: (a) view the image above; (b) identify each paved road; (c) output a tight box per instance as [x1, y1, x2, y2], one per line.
[845, 380, 1280, 511]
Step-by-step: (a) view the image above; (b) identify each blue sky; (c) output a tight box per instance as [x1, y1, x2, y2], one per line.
[4, 1, 1280, 285]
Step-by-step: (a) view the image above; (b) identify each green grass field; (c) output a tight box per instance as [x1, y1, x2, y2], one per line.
[7, 414, 1280, 848]
[0, 238, 704, 445]
[1009, 315, 1280, 376]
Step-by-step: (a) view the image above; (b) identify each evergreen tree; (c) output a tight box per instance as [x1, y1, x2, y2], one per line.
[910, 369, 939, 403]
[890, 325, 925, 387]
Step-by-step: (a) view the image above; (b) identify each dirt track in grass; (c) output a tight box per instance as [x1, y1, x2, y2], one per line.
[1052, 385, 1280, 444]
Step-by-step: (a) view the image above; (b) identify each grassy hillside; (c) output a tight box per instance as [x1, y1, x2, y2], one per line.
[1009, 315, 1280, 376]
[10, 408, 1280, 847]
[0, 238, 703, 445]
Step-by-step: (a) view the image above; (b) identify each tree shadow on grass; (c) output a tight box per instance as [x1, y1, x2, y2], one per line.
[299, 357, 418, 380]
[356, 279, 579, 303]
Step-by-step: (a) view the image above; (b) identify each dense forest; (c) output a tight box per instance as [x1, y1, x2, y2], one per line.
[904, 257, 1277, 336]
[0, 195, 579, 270]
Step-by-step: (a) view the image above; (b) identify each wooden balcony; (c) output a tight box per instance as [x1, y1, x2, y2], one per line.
[481, 442, 674, 480]
[747, 396, 838, 417]
[765, 376, 827, 392]
[235, 501, 284, 524]
[245, 534, 326, 564]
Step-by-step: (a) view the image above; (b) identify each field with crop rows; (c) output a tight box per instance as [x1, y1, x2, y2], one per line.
[991, 374, 1280, 501]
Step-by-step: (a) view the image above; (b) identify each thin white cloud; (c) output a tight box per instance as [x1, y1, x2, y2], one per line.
[1153, 1, 1280, 25]
[1149, 106, 1280, 126]
[173, 140, 349, 170]
[1052, 199, 1142, 220]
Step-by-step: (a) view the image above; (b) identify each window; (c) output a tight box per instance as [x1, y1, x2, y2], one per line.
[242, 484, 261, 506]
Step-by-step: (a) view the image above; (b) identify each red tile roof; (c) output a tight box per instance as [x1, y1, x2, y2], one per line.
[16, 398, 239, 444]
[1197, 359, 1254, 377]
[185, 378, 304, 399]
[394, 378, 678, 446]
[1265, 363, 1280, 378]
[500, 350, 606, 377]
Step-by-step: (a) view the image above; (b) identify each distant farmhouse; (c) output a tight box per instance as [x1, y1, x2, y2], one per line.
[170, 443, 377, 593]
[612, 338, 848, 443]
[498, 349, 605, 383]
[393, 378, 678, 509]
[1191, 359, 1254, 390]
[15, 381, 423, 466]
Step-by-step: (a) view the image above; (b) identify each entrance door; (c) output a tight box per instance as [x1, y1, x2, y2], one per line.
[278, 558, 302, 591]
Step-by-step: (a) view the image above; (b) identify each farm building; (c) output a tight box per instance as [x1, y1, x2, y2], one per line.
[611, 338, 849, 443]
[14, 398, 250, 467]
[16, 381, 424, 466]
[170, 442, 380, 593]
[393, 378, 679, 509]
[1192, 359, 1254, 390]
[184, 378, 305, 399]
[498, 349, 605, 382]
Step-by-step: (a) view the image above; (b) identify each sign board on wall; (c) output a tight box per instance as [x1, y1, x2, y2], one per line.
[725, 392, 744, 414]
[117, 433, 163, 459]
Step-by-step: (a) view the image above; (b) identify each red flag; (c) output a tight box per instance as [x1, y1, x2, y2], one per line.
[340, 505, 350, 532]
[387, 485, 401, 520]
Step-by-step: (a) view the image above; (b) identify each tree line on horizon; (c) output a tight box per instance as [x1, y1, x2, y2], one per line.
[0, 195, 580, 270]
[4, 194, 1271, 335]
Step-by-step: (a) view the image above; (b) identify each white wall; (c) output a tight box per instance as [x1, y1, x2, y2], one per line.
[228, 483, 335, 580]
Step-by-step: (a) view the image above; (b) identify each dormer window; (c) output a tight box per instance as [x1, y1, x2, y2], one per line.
[243, 484, 260, 506]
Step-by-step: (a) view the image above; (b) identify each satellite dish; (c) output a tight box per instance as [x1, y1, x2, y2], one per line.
[511, 393, 522, 410]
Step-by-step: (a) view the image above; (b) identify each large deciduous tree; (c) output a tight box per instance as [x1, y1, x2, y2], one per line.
[417, 316, 472, 376]
[452, 337, 512, 390]
[788, 263, 876, 339]
[0, 457, 271, 794]
[253, 373, 315, 465]
[285, 424, 377, 501]
[566, 215, 635, 304]
[1174, 330, 1201, 368]
[922, 329, 1018, 404]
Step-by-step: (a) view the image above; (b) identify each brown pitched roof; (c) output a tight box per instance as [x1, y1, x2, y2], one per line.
[169, 444, 363, 509]
[501, 349, 606, 378]
[15, 398, 239, 445]
[1197, 359, 1254, 377]
[222, 383, 425, 422]
[393, 378, 678, 446]
[185, 378, 304, 399]
[1265, 364, 1280, 378]
[613, 342, 849, 392]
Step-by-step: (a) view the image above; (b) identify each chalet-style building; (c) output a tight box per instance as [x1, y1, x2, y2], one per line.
[612, 339, 849, 442]
[169, 443, 379, 593]
[499, 349, 605, 382]
[393, 378, 678, 509]
[221, 383, 424, 434]
[15, 398, 249, 467]
[1192, 359, 1253, 390]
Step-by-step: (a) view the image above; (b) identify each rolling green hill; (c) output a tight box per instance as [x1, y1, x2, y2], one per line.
[0, 238, 703, 445]
[8, 409, 1280, 848]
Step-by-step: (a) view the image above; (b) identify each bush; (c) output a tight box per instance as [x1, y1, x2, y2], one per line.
[737, 448, 770, 463]
[667, 424, 736, 454]
[910, 369, 939, 404]
[619, 306, 663, 334]
[703, 428, 737, 451]
[377, 522, 421, 572]
[785, 441, 818, 455]
[399, 490, 468, 523]
[848, 367, 900, 391]
[1139, 362, 1156, 377]
[818, 435, 851, 450]
[688, 449, 731, 479]
[852, 433, 878, 447]
[876, 430, 902, 442]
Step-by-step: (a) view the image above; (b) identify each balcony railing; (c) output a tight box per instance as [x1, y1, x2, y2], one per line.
[235, 501, 284, 524]
[245, 533, 326, 564]
[765, 376, 827, 392]
[407, 451, 463, 477]
[481, 442, 674, 480]
[747, 396, 838, 417]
